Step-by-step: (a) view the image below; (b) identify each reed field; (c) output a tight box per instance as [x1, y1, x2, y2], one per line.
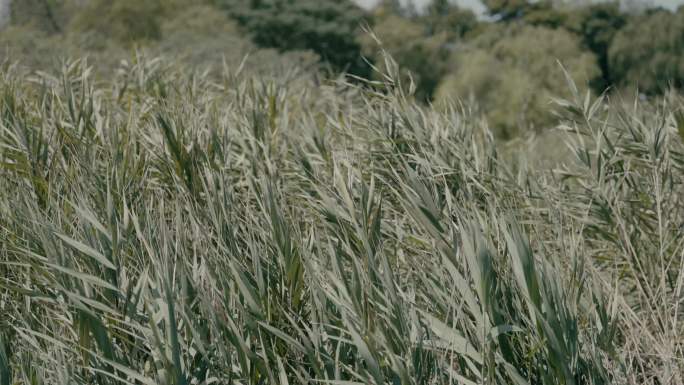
[0, 55, 683, 384]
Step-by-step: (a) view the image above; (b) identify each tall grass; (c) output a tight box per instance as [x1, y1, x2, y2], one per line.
[0, 56, 682, 385]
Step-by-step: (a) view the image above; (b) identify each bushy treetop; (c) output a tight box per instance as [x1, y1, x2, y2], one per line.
[609, 6, 684, 93]
[218, 0, 370, 77]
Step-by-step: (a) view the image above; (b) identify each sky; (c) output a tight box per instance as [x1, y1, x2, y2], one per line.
[354, 0, 683, 13]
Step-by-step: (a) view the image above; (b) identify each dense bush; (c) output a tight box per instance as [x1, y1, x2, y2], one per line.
[218, 0, 369, 77]
[609, 7, 684, 94]
[67, 0, 165, 48]
[482, 0, 532, 20]
[420, 0, 478, 40]
[567, 3, 627, 90]
[436, 25, 599, 137]
[0, 25, 64, 68]
[361, 1, 478, 102]
[8, 0, 63, 32]
[361, 12, 449, 102]
[1, 1, 319, 79]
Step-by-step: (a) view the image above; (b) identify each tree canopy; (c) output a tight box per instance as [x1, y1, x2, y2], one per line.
[218, 0, 369, 77]
[69, 0, 165, 47]
[609, 7, 684, 93]
[436, 24, 600, 138]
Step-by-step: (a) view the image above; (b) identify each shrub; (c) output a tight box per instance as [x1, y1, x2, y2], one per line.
[219, 0, 369, 77]
[361, 13, 450, 102]
[67, 0, 164, 48]
[609, 7, 684, 94]
[436, 25, 600, 138]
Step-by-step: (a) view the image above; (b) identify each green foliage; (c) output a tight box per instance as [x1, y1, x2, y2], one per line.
[9, 0, 63, 32]
[154, 4, 319, 72]
[436, 25, 600, 137]
[361, 0, 478, 102]
[362, 13, 449, 102]
[5, 0, 683, 112]
[575, 5, 627, 75]
[154, 4, 252, 67]
[0, 25, 62, 69]
[1, 1, 317, 79]
[478, 1, 627, 92]
[565, 3, 627, 90]
[521, 3, 570, 29]
[219, 0, 369, 77]
[67, 0, 165, 47]
[482, 0, 536, 20]
[421, 0, 478, 39]
[609, 7, 684, 94]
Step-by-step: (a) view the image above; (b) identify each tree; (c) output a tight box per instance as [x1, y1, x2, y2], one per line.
[421, 0, 478, 39]
[482, 1, 627, 92]
[0, 0, 11, 30]
[609, 7, 684, 94]
[9, 0, 62, 32]
[521, 2, 570, 29]
[581, 5, 627, 90]
[482, 0, 537, 21]
[555, 3, 627, 91]
[362, 12, 450, 101]
[360, 0, 477, 102]
[436, 25, 600, 138]
[68, 0, 165, 47]
[522, 2, 627, 91]
[219, 0, 370, 77]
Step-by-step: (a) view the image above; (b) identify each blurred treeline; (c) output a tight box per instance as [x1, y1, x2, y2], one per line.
[364, 0, 684, 137]
[2, 0, 683, 138]
[0, 0, 322, 78]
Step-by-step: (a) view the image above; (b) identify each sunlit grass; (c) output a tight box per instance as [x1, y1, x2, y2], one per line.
[0, 56, 682, 385]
